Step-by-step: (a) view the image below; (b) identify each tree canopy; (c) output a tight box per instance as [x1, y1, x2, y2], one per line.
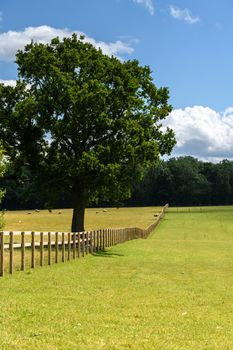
[0, 34, 175, 231]
[0, 147, 6, 203]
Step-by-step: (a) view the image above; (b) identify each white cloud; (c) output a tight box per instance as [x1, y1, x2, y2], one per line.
[0, 25, 134, 62]
[133, 0, 154, 15]
[0, 80, 17, 87]
[170, 5, 199, 24]
[163, 106, 233, 162]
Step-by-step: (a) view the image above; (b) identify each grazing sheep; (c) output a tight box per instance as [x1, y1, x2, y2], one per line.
[103, 209, 107, 212]
[35, 209, 40, 212]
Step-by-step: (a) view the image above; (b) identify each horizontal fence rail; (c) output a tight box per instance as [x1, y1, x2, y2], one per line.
[0, 204, 168, 277]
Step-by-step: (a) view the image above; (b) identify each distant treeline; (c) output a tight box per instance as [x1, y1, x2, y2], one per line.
[2, 156, 233, 209]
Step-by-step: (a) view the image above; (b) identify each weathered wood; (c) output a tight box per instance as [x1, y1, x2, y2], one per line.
[103, 229, 105, 250]
[48, 232, 51, 265]
[111, 229, 113, 246]
[98, 230, 100, 251]
[82, 233, 85, 257]
[93, 231, 96, 252]
[55, 232, 59, 263]
[78, 232, 80, 258]
[86, 232, 89, 254]
[0, 232, 4, 276]
[62, 232, 65, 262]
[9, 231, 14, 274]
[107, 228, 110, 247]
[100, 229, 102, 250]
[68, 232, 71, 260]
[31, 231, 35, 268]
[21, 232, 25, 271]
[73, 232, 76, 259]
[90, 231, 93, 253]
[40, 232, 44, 266]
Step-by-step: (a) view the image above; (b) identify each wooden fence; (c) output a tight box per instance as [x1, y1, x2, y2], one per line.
[0, 204, 168, 276]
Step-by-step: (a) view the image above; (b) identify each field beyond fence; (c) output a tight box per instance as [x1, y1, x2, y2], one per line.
[0, 204, 168, 276]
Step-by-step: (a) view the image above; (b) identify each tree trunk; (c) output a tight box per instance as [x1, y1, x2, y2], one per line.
[71, 186, 87, 232]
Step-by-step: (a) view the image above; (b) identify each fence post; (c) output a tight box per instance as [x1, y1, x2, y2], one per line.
[90, 231, 93, 253]
[103, 229, 105, 250]
[31, 231, 35, 268]
[68, 232, 71, 261]
[93, 230, 96, 252]
[48, 232, 51, 265]
[55, 232, 59, 263]
[78, 232, 80, 258]
[73, 232, 76, 259]
[21, 231, 25, 271]
[40, 232, 44, 267]
[86, 232, 89, 255]
[9, 231, 14, 274]
[82, 233, 85, 257]
[97, 230, 99, 252]
[62, 232, 65, 262]
[99, 229, 102, 250]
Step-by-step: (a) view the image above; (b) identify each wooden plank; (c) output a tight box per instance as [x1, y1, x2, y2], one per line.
[31, 231, 35, 268]
[0, 232, 4, 276]
[62, 232, 65, 262]
[86, 232, 89, 255]
[93, 231, 96, 252]
[68, 232, 71, 260]
[48, 232, 51, 265]
[78, 232, 80, 258]
[90, 231, 93, 253]
[102, 229, 105, 250]
[97, 230, 99, 252]
[55, 232, 59, 263]
[82, 233, 85, 257]
[21, 231, 25, 271]
[100, 229, 102, 251]
[73, 233, 76, 259]
[102, 229, 104, 249]
[40, 232, 44, 266]
[9, 231, 14, 274]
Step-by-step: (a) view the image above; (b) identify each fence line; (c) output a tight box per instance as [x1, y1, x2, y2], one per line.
[0, 204, 168, 276]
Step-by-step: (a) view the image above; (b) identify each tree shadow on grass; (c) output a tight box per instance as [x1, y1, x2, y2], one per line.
[92, 250, 124, 258]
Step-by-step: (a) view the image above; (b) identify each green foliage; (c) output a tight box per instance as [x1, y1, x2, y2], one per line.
[127, 156, 233, 207]
[0, 34, 175, 230]
[0, 147, 6, 229]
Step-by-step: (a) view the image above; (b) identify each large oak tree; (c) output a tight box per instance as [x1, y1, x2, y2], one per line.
[0, 35, 175, 232]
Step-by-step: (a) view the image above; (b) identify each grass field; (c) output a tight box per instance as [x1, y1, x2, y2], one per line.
[3, 206, 162, 232]
[1, 206, 233, 349]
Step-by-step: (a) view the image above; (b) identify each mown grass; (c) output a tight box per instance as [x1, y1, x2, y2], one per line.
[1, 206, 233, 349]
[3, 206, 162, 232]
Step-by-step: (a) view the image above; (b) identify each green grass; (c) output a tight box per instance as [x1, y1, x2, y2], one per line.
[3, 206, 162, 232]
[1, 206, 233, 349]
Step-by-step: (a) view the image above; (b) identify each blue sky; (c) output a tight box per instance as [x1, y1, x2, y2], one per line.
[1, 0, 233, 162]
